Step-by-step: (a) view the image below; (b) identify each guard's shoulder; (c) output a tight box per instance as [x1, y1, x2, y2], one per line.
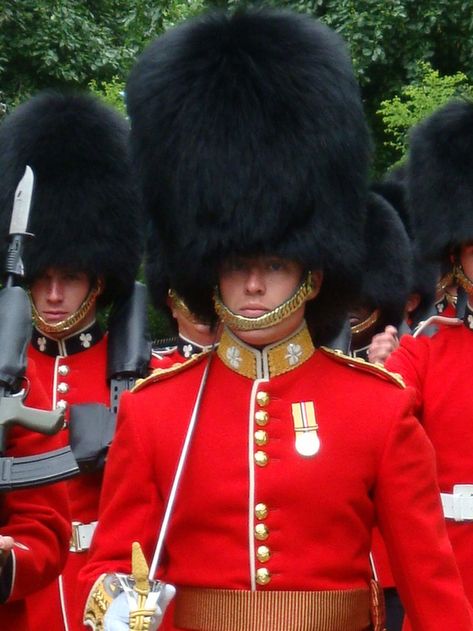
[151, 346, 177, 359]
[319, 346, 405, 389]
[132, 350, 210, 393]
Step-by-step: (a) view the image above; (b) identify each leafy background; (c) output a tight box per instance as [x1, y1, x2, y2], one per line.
[2, 0, 472, 336]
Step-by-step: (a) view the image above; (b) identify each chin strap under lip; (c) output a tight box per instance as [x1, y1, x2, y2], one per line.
[213, 271, 314, 331]
[29, 279, 103, 336]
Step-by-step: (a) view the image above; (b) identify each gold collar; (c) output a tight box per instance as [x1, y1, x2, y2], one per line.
[217, 322, 315, 379]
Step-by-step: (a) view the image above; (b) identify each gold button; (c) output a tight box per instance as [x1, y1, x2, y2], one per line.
[254, 430, 268, 446]
[255, 503, 268, 520]
[254, 410, 269, 426]
[256, 391, 270, 407]
[254, 451, 268, 467]
[56, 399, 68, 410]
[57, 382, 69, 394]
[256, 392, 269, 408]
[58, 365, 70, 376]
[255, 523, 269, 541]
[256, 545, 271, 562]
[255, 568, 271, 585]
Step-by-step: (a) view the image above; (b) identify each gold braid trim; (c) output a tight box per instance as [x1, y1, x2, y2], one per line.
[29, 278, 103, 335]
[213, 272, 313, 331]
[350, 309, 380, 335]
[320, 346, 405, 388]
[132, 351, 210, 393]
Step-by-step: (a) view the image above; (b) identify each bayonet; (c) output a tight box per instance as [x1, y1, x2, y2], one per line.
[5, 165, 34, 285]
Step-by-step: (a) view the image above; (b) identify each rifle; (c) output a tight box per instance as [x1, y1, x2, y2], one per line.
[0, 166, 79, 490]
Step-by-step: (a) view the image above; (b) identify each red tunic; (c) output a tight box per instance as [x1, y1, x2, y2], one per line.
[1, 361, 70, 631]
[387, 324, 473, 607]
[26, 323, 159, 631]
[79, 325, 472, 631]
[25, 324, 114, 631]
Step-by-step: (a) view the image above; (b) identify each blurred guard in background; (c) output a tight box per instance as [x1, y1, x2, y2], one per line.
[387, 98, 473, 628]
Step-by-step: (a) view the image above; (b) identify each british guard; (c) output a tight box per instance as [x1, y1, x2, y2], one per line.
[0, 90, 146, 630]
[79, 9, 472, 631]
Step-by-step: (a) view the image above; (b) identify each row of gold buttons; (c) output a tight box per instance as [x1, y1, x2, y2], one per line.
[254, 391, 271, 585]
[56, 363, 70, 420]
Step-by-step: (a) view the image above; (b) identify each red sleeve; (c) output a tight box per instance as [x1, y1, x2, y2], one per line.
[375, 398, 473, 630]
[76, 389, 163, 625]
[1, 358, 71, 602]
[385, 334, 430, 413]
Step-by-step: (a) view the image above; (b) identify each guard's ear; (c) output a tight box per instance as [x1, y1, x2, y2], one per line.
[308, 270, 323, 301]
[96, 276, 105, 296]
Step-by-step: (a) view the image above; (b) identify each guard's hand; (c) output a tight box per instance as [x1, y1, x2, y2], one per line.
[0, 535, 14, 573]
[367, 325, 399, 366]
[104, 583, 175, 631]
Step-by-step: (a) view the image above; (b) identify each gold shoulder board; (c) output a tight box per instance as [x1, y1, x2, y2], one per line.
[132, 351, 210, 393]
[319, 347, 405, 389]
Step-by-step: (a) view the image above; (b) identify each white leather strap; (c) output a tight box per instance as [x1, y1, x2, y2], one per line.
[441, 485, 473, 522]
[70, 520, 98, 552]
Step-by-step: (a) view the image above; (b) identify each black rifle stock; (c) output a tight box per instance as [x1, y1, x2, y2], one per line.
[69, 281, 152, 471]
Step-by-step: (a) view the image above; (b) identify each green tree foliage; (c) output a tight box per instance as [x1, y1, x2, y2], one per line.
[378, 62, 473, 166]
[89, 76, 126, 114]
[0, 0, 205, 111]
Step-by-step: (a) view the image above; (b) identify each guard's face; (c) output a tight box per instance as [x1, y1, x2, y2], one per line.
[219, 256, 321, 346]
[30, 267, 96, 335]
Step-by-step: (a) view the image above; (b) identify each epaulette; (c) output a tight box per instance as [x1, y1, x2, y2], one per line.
[319, 346, 405, 388]
[132, 350, 210, 393]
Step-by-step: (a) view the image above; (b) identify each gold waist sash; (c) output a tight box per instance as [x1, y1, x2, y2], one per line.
[174, 587, 371, 631]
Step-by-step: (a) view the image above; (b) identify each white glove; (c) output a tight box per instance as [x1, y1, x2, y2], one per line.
[104, 582, 175, 631]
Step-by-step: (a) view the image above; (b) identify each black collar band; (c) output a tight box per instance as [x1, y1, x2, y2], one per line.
[32, 321, 103, 357]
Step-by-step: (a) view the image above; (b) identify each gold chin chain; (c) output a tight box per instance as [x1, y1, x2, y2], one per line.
[436, 271, 455, 293]
[454, 265, 473, 296]
[29, 279, 103, 336]
[350, 308, 380, 335]
[168, 289, 210, 325]
[213, 271, 314, 331]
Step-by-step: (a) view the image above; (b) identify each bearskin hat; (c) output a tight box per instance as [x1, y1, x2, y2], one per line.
[0, 90, 143, 305]
[353, 191, 413, 331]
[408, 98, 473, 261]
[127, 8, 371, 326]
[372, 169, 438, 321]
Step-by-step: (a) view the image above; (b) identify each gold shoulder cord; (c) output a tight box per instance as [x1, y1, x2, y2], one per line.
[320, 346, 405, 388]
[132, 350, 210, 393]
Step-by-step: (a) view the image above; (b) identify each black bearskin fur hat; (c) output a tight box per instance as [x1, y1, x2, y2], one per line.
[127, 8, 371, 326]
[0, 90, 143, 305]
[372, 170, 438, 321]
[354, 191, 413, 331]
[408, 98, 473, 261]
